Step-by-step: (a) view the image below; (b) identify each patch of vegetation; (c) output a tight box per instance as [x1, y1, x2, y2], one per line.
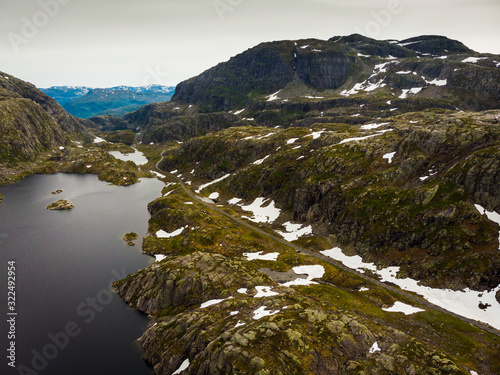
[123, 232, 138, 246]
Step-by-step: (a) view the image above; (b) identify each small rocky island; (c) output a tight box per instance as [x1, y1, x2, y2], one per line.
[123, 232, 139, 246]
[51, 189, 63, 195]
[46, 199, 74, 210]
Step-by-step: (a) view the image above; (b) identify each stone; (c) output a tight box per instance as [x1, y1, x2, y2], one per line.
[46, 199, 74, 210]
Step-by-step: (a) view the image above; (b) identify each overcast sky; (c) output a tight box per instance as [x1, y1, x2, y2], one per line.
[1, 0, 499, 88]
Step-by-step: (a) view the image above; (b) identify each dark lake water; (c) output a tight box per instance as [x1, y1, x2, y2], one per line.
[0, 173, 164, 375]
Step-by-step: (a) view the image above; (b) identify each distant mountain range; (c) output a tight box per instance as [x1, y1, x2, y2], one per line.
[40, 85, 175, 119]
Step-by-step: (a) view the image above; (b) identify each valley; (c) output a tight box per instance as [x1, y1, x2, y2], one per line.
[1, 34, 500, 374]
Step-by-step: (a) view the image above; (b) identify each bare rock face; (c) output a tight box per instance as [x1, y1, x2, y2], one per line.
[0, 72, 88, 166]
[172, 39, 356, 111]
[46, 199, 74, 210]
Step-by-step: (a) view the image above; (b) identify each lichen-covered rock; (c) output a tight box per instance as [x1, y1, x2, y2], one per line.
[160, 111, 500, 290]
[114, 252, 270, 315]
[46, 199, 74, 210]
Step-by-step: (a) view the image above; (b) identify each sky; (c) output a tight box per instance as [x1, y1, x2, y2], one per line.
[1, 0, 499, 88]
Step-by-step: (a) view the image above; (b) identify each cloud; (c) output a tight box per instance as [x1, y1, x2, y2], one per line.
[1, 0, 499, 87]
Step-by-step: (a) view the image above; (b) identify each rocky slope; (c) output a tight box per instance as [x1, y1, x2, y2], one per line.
[171, 34, 500, 112]
[103, 34, 500, 374]
[0, 71, 88, 165]
[114, 182, 500, 375]
[90, 34, 499, 146]
[158, 110, 500, 292]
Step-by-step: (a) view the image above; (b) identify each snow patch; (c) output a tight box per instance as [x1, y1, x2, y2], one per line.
[267, 90, 282, 102]
[240, 198, 281, 223]
[252, 306, 280, 320]
[243, 251, 280, 261]
[200, 299, 225, 309]
[427, 78, 447, 86]
[287, 138, 298, 144]
[399, 87, 423, 99]
[320, 247, 500, 330]
[382, 301, 425, 315]
[152, 171, 166, 179]
[154, 255, 166, 262]
[383, 152, 396, 163]
[360, 122, 389, 130]
[462, 57, 487, 63]
[369, 342, 381, 354]
[254, 286, 279, 298]
[208, 192, 219, 200]
[196, 174, 231, 193]
[234, 108, 245, 115]
[257, 132, 275, 140]
[253, 155, 270, 165]
[172, 359, 190, 375]
[339, 134, 382, 144]
[308, 130, 326, 140]
[282, 265, 325, 287]
[475, 204, 500, 249]
[156, 226, 186, 238]
[276, 221, 313, 241]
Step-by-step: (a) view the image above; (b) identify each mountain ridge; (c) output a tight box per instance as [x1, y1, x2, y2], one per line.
[170, 34, 498, 112]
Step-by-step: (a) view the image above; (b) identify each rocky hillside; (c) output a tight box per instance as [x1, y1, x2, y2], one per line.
[113, 176, 500, 375]
[103, 34, 500, 374]
[41, 85, 175, 118]
[89, 34, 499, 146]
[171, 34, 500, 112]
[0, 72, 88, 165]
[158, 109, 500, 292]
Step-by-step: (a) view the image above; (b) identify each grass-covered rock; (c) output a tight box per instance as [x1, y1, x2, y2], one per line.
[113, 184, 500, 374]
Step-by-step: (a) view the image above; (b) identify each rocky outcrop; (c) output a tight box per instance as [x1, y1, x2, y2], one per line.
[112, 162, 500, 374]
[398, 35, 474, 55]
[135, 300, 465, 375]
[168, 34, 498, 114]
[0, 72, 88, 165]
[46, 199, 74, 210]
[172, 39, 358, 111]
[87, 115, 130, 131]
[123, 232, 138, 246]
[0, 72, 86, 135]
[0, 98, 67, 163]
[161, 111, 500, 291]
[115, 252, 268, 315]
[143, 112, 246, 144]
[330, 34, 414, 58]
